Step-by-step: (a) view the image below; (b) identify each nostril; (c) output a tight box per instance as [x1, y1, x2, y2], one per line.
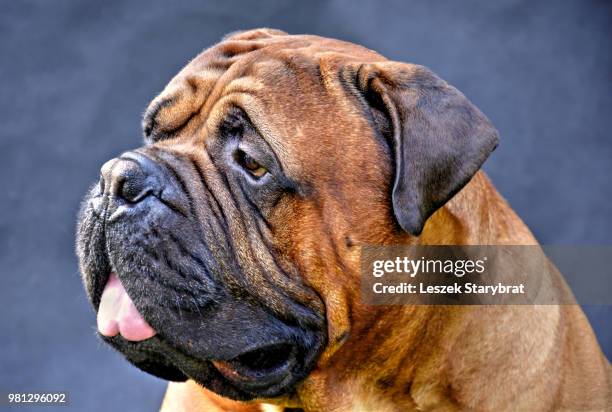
[120, 174, 151, 203]
[99, 157, 157, 204]
[109, 170, 150, 203]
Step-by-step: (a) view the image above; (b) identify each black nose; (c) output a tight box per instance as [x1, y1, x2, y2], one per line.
[99, 153, 161, 203]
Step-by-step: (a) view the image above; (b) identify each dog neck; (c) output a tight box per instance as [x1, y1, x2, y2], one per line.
[294, 172, 608, 411]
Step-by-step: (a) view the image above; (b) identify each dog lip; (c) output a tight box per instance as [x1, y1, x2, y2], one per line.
[89, 263, 111, 311]
[212, 360, 258, 382]
[211, 342, 296, 388]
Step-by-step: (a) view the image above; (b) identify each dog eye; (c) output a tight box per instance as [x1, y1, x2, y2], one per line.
[234, 150, 268, 178]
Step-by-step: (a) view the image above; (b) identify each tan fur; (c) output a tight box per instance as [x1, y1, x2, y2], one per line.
[152, 29, 611, 411]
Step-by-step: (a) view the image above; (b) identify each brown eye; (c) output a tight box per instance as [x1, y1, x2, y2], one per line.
[235, 150, 268, 178]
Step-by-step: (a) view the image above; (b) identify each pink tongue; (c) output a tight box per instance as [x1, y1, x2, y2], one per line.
[97, 272, 156, 341]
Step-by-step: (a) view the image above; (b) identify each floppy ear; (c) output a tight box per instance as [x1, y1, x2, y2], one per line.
[345, 62, 499, 236]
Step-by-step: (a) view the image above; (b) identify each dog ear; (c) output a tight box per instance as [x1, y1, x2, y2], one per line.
[345, 62, 499, 236]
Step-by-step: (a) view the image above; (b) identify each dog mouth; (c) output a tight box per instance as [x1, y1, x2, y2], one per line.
[97, 272, 295, 385]
[93, 270, 310, 398]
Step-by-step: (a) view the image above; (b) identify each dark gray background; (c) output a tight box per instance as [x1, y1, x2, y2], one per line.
[1, 1, 610, 411]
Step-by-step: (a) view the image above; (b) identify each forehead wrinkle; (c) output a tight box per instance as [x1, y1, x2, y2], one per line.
[187, 39, 337, 135]
[191, 37, 381, 174]
[198, 50, 310, 155]
[222, 76, 265, 95]
[146, 34, 385, 140]
[191, 46, 284, 139]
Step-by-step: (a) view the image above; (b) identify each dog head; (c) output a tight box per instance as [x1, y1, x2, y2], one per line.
[76, 28, 498, 401]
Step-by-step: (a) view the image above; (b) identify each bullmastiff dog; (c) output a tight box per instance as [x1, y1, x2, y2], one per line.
[77, 29, 611, 411]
